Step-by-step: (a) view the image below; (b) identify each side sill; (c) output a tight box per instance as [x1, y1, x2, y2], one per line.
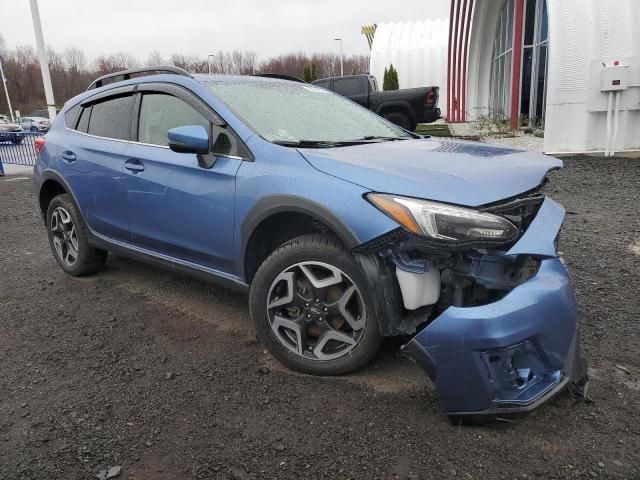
[88, 231, 250, 294]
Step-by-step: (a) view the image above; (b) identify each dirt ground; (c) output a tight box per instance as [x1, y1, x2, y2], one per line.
[1, 156, 639, 480]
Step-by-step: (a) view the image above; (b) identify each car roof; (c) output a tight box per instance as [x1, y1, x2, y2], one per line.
[62, 72, 308, 117]
[192, 73, 302, 86]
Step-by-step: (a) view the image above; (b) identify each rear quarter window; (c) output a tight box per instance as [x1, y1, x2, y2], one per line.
[76, 107, 91, 133]
[64, 105, 80, 129]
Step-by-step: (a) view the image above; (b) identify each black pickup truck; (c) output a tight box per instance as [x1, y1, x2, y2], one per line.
[312, 74, 440, 131]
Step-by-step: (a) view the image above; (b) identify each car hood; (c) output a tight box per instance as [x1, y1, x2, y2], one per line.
[298, 138, 562, 207]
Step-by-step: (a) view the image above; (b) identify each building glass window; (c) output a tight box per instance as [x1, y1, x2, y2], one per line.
[520, 0, 549, 127]
[489, 0, 515, 121]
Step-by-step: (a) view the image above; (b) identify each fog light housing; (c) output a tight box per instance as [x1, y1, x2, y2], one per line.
[480, 340, 561, 406]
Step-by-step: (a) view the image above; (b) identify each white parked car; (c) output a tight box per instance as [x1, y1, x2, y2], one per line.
[0, 118, 24, 144]
[16, 116, 51, 132]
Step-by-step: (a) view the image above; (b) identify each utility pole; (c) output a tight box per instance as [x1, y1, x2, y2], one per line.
[334, 38, 344, 76]
[29, 0, 56, 120]
[0, 57, 14, 122]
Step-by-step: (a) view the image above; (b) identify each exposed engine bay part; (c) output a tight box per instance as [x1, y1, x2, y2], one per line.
[355, 234, 541, 335]
[395, 266, 440, 310]
[352, 196, 563, 336]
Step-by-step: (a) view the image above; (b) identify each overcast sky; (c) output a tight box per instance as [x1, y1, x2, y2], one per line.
[1, 0, 450, 61]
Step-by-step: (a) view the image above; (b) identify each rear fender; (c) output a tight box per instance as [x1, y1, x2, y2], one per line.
[375, 100, 415, 122]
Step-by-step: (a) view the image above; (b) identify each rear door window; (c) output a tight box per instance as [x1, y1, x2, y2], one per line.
[86, 95, 133, 140]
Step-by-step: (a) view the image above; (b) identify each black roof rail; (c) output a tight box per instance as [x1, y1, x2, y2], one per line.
[86, 65, 193, 90]
[254, 73, 306, 83]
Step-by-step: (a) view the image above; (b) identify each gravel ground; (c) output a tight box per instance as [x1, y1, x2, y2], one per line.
[1, 156, 639, 480]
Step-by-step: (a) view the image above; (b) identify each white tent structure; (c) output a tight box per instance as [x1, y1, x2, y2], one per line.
[369, 19, 449, 107]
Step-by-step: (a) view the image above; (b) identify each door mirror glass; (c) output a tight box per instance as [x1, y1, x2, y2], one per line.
[167, 125, 210, 154]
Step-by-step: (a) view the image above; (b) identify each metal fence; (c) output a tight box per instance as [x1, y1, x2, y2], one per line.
[0, 132, 44, 174]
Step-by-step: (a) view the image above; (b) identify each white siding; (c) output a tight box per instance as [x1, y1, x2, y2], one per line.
[370, 19, 449, 107]
[467, 0, 640, 153]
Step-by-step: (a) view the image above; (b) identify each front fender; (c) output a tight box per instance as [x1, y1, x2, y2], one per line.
[233, 139, 400, 280]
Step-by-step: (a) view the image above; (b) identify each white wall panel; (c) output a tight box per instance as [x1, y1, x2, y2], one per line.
[465, 0, 640, 153]
[544, 0, 640, 153]
[370, 19, 449, 108]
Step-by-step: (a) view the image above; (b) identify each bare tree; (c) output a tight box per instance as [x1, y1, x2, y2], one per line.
[170, 53, 207, 73]
[258, 52, 369, 80]
[63, 47, 87, 74]
[94, 52, 139, 75]
[146, 50, 164, 66]
[0, 43, 368, 116]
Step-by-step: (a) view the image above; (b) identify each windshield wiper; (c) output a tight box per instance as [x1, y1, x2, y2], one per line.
[356, 136, 410, 141]
[273, 139, 363, 148]
[273, 137, 410, 148]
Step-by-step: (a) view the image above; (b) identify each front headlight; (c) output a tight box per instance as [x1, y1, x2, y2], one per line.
[367, 193, 519, 245]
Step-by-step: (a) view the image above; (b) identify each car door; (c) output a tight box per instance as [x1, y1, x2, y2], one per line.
[124, 83, 245, 274]
[58, 88, 135, 242]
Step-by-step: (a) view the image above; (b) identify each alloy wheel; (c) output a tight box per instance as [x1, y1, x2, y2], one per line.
[266, 261, 367, 361]
[50, 207, 79, 267]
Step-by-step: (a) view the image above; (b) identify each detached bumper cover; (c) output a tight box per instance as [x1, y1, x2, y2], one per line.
[403, 197, 587, 416]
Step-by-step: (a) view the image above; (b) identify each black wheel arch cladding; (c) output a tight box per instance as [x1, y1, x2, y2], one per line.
[241, 195, 361, 276]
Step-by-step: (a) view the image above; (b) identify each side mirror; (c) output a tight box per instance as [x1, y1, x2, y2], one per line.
[167, 125, 210, 154]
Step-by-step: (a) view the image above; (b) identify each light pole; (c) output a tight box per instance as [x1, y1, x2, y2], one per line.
[208, 54, 215, 74]
[0, 57, 15, 122]
[29, 0, 56, 120]
[334, 38, 344, 76]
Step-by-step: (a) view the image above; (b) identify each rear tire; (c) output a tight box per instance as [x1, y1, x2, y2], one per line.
[249, 234, 382, 375]
[46, 194, 107, 276]
[383, 111, 414, 131]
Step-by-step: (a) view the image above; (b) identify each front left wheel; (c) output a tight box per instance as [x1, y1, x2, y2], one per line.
[249, 234, 382, 376]
[46, 194, 107, 276]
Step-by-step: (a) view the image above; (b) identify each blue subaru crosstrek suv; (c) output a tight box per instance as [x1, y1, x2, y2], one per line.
[34, 66, 587, 419]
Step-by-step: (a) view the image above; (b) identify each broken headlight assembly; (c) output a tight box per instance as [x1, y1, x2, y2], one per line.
[367, 194, 519, 247]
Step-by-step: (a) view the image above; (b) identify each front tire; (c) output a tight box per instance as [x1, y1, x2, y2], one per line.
[46, 194, 107, 276]
[249, 234, 382, 375]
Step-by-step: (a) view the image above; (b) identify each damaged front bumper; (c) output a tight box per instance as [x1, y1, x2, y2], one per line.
[401, 197, 588, 416]
[403, 258, 587, 416]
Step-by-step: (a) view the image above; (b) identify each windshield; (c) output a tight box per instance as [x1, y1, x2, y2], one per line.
[206, 80, 412, 144]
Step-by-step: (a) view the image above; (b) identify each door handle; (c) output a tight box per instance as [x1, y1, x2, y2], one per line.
[61, 151, 76, 162]
[124, 159, 145, 172]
